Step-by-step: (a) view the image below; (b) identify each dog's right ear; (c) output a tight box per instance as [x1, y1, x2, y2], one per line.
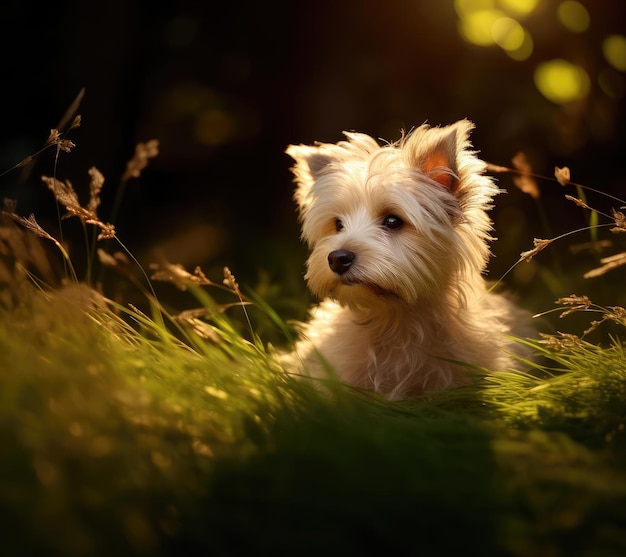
[286, 143, 339, 216]
[286, 144, 335, 185]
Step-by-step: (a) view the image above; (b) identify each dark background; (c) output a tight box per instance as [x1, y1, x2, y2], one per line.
[1, 0, 625, 334]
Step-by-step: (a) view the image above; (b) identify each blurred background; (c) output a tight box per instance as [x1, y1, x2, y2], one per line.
[1, 0, 625, 337]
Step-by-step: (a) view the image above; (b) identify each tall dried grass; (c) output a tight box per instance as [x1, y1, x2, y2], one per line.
[0, 96, 625, 556]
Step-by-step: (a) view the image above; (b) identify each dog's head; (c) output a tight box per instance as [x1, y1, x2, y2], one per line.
[286, 120, 500, 307]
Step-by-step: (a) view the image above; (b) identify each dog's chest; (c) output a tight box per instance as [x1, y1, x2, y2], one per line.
[334, 312, 441, 385]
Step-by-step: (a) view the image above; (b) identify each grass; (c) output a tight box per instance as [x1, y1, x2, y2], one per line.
[1, 276, 625, 556]
[1, 106, 625, 556]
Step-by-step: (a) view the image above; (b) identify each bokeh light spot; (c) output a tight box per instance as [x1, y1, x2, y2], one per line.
[557, 1, 590, 33]
[603, 35, 626, 72]
[499, 0, 539, 17]
[505, 28, 534, 61]
[459, 9, 506, 46]
[195, 109, 234, 146]
[455, 0, 495, 16]
[492, 17, 525, 51]
[598, 68, 625, 99]
[534, 59, 590, 103]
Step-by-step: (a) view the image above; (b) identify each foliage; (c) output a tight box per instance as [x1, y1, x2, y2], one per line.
[1, 108, 625, 556]
[0, 271, 625, 556]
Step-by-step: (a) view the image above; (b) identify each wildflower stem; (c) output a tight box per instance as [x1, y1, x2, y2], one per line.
[109, 178, 129, 227]
[488, 222, 616, 295]
[489, 163, 626, 206]
[112, 235, 160, 308]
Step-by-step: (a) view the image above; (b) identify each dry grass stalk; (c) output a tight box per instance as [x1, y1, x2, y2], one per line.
[178, 316, 221, 342]
[87, 167, 105, 213]
[554, 166, 571, 186]
[569, 240, 613, 255]
[611, 208, 626, 233]
[538, 332, 582, 351]
[547, 295, 626, 338]
[584, 306, 626, 336]
[555, 295, 592, 318]
[44, 128, 76, 154]
[223, 266, 255, 338]
[5, 213, 58, 245]
[485, 157, 540, 198]
[484, 162, 509, 174]
[565, 195, 591, 211]
[0, 117, 81, 178]
[97, 248, 133, 278]
[1, 201, 71, 285]
[41, 173, 116, 240]
[121, 140, 160, 182]
[511, 152, 539, 199]
[223, 267, 243, 298]
[150, 262, 214, 291]
[55, 88, 84, 132]
[584, 252, 626, 279]
[519, 238, 554, 262]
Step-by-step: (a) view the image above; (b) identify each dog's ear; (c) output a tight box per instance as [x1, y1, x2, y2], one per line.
[285, 144, 336, 185]
[286, 132, 380, 190]
[405, 120, 474, 192]
[286, 143, 338, 217]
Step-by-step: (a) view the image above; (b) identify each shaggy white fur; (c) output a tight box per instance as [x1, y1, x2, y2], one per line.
[284, 120, 533, 401]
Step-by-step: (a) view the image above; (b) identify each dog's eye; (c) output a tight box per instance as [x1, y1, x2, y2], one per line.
[382, 214, 404, 230]
[335, 218, 344, 232]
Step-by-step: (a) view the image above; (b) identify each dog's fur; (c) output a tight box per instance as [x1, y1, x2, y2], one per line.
[284, 120, 533, 401]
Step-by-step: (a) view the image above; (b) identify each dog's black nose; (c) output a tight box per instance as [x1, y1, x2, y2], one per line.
[328, 249, 355, 275]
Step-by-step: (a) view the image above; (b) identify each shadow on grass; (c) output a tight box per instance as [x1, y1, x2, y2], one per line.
[0, 266, 625, 556]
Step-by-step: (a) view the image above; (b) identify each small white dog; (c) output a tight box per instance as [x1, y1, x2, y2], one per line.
[284, 120, 532, 401]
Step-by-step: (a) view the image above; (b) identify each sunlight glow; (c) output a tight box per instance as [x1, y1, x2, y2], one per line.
[557, 1, 590, 33]
[534, 59, 590, 103]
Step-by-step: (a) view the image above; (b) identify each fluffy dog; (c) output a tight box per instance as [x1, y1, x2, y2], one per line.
[284, 120, 532, 400]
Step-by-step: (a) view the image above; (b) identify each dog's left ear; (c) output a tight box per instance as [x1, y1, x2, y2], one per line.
[405, 120, 474, 192]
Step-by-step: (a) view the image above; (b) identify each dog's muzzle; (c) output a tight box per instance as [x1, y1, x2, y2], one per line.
[328, 249, 355, 275]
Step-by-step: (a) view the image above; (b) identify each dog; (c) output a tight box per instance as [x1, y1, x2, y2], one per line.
[284, 119, 533, 401]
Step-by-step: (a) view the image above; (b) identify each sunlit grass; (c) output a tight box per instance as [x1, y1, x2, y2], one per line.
[1, 267, 625, 555]
[1, 106, 625, 555]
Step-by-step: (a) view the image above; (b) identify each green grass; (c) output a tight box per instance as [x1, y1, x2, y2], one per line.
[0, 271, 625, 557]
[1, 111, 625, 556]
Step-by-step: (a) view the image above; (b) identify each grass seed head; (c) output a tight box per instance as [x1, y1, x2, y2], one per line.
[520, 238, 554, 262]
[538, 332, 582, 351]
[554, 166, 571, 186]
[511, 151, 539, 198]
[121, 140, 160, 182]
[611, 208, 626, 233]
